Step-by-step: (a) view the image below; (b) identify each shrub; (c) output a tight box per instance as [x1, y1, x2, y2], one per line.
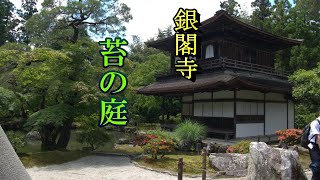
[275, 128, 303, 146]
[76, 114, 110, 151]
[174, 120, 207, 146]
[5, 131, 26, 152]
[226, 140, 250, 154]
[132, 131, 176, 159]
[142, 137, 176, 159]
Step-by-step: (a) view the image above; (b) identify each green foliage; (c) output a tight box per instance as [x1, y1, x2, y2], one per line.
[5, 131, 26, 152]
[132, 131, 176, 159]
[0, 87, 21, 118]
[142, 136, 176, 159]
[174, 120, 207, 145]
[226, 140, 250, 154]
[250, 0, 272, 30]
[26, 104, 73, 130]
[26, 0, 132, 46]
[289, 64, 320, 107]
[295, 104, 318, 129]
[220, 0, 241, 17]
[0, 0, 18, 45]
[76, 114, 110, 151]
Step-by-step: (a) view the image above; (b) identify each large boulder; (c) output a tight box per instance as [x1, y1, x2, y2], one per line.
[247, 142, 307, 180]
[209, 153, 248, 177]
[26, 130, 41, 141]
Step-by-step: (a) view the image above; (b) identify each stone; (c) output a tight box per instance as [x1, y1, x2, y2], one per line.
[206, 143, 228, 154]
[278, 141, 288, 149]
[0, 126, 32, 180]
[247, 142, 307, 180]
[118, 138, 130, 144]
[125, 127, 137, 134]
[209, 153, 248, 177]
[178, 140, 192, 151]
[26, 130, 41, 141]
[290, 145, 299, 152]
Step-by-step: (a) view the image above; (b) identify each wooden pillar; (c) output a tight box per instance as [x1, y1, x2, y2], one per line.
[293, 99, 296, 129]
[286, 97, 289, 129]
[166, 97, 170, 122]
[192, 93, 194, 118]
[171, 53, 175, 74]
[202, 147, 207, 180]
[233, 89, 237, 138]
[178, 157, 183, 180]
[162, 97, 165, 122]
[263, 92, 266, 135]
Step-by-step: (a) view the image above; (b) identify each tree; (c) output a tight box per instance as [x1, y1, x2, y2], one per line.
[286, 0, 320, 70]
[17, 0, 38, 44]
[289, 63, 320, 127]
[270, 0, 292, 71]
[220, 0, 241, 17]
[0, 0, 18, 45]
[250, 0, 272, 30]
[0, 45, 101, 150]
[26, 0, 132, 47]
[76, 114, 110, 151]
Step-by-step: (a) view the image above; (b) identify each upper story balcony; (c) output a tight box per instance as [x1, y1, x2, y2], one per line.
[197, 57, 289, 78]
[160, 57, 289, 82]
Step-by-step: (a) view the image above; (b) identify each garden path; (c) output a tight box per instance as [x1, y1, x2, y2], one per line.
[26, 155, 312, 180]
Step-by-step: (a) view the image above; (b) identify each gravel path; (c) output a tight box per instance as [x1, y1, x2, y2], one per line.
[27, 155, 201, 180]
[27, 155, 312, 180]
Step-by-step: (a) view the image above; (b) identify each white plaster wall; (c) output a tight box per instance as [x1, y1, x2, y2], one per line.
[237, 90, 264, 100]
[266, 93, 286, 101]
[182, 96, 192, 102]
[194, 92, 211, 100]
[258, 103, 264, 115]
[237, 102, 264, 115]
[193, 101, 234, 118]
[237, 102, 251, 115]
[288, 100, 295, 128]
[236, 123, 264, 137]
[212, 90, 233, 99]
[265, 103, 287, 135]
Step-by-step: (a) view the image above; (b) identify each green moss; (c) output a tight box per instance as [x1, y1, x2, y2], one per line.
[20, 150, 90, 168]
[136, 154, 215, 176]
[299, 150, 311, 170]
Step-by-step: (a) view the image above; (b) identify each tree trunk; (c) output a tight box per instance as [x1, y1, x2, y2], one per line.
[56, 119, 73, 149]
[71, 26, 79, 43]
[40, 126, 57, 151]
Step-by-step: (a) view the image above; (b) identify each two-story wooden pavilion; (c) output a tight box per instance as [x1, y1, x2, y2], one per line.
[137, 10, 302, 139]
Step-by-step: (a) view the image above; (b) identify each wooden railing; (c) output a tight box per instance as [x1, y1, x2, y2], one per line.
[157, 57, 288, 81]
[198, 57, 289, 78]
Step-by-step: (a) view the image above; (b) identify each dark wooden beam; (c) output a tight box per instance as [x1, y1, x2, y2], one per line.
[162, 97, 165, 122]
[263, 92, 266, 135]
[233, 89, 237, 138]
[287, 98, 289, 129]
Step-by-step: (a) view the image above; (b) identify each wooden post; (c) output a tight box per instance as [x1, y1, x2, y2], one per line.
[202, 147, 207, 180]
[196, 143, 202, 154]
[178, 157, 183, 180]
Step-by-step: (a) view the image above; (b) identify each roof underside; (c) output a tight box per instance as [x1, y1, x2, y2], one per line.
[136, 70, 292, 96]
[147, 10, 302, 52]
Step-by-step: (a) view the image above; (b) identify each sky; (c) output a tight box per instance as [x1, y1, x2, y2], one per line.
[10, 0, 293, 44]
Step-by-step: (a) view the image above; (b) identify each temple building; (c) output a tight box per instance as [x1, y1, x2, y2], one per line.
[137, 10, 303, 139]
